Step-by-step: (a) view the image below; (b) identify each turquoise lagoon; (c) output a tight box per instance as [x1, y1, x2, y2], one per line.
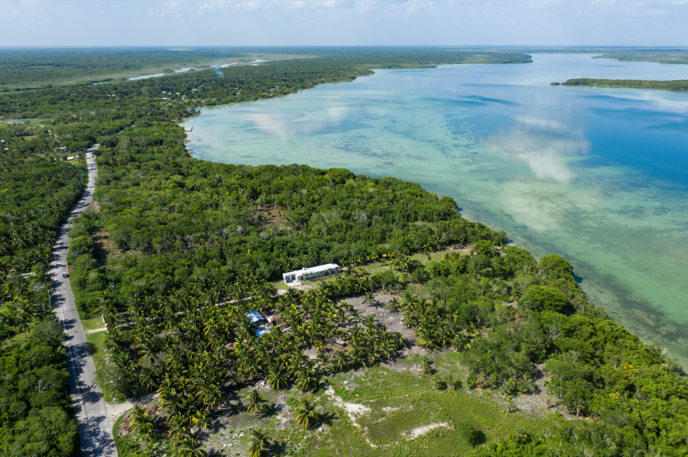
[183, 54, 688, 365]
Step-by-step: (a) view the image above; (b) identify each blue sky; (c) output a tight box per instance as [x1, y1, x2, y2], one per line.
[2, 0, 687, 47]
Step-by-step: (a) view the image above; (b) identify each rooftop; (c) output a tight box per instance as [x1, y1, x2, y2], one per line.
[283, 263, 339, 276]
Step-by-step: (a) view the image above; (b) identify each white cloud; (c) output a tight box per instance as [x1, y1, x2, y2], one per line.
[1, 0, 687, 46]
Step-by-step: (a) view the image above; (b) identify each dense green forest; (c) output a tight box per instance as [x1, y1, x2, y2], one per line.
[1, 48, 686, 456]
[0, 58, 370, 120]
[0, 123, 86, 457]
[0, 320, 79, 455]
[70, 157, 496, 315]
[0, 121, 85, 335]
[560, 78, 688, 91]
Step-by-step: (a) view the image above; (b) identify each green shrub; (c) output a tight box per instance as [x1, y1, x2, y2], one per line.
[519, 285, 567, 313]
[456, 421, 483, 446]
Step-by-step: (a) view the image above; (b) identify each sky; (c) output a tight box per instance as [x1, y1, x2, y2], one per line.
[1, 0, 687, 47]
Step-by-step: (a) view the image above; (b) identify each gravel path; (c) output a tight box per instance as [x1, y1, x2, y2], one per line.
[50, 149, 117, 456]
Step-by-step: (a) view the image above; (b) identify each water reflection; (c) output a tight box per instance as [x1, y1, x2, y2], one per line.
[488, 123, 589, 185]
[251, 106, 349, 139]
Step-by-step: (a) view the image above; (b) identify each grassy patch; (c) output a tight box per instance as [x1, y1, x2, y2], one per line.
[86, 331, 107, 371]
[268, 279, 289, 291]
[409, 250, 447, 264]
[301, 364, 546, 456]
[362, 260, 390, 274]
[81, 317, 105, 331]
[86, 331, 119, 403]
[112, 413, 141, 457]
[0, 327, 30, 349]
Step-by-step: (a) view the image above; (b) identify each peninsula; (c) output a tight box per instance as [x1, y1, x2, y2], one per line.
[559, 78, 688, 91]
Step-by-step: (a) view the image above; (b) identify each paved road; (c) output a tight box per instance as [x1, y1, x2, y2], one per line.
[50, 150, 117, 456]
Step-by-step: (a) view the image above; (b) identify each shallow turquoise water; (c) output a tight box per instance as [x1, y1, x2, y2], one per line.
[183, 54, 688, 365]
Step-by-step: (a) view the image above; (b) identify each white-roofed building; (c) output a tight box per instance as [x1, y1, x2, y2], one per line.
[282, 263, 340, 285]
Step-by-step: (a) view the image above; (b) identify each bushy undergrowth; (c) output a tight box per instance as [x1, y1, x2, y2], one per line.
[392, 246, 688, 456]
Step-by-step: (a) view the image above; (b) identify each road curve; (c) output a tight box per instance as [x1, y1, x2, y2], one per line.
[50, 150, 118, 456]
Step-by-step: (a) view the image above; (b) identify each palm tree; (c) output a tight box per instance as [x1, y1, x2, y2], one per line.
[248, 429, 267, 457]
[315, 351, 331, 375]
[14, 306, 33, 337]
[387, 297, 400, 312]
[194, 375, 222, 412]
[178, 434, 208, 457]
[331, 351, 350, 371]
[295, 368, 318, 392]
[0, 307, 15, 342]
[265, 365, 288, 390]
[244, 389, 266, 416]
[293, 397, 319, 430]
[129, 405, 157, 442]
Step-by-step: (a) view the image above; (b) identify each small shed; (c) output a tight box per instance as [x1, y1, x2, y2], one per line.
[246, 311, 265, 324]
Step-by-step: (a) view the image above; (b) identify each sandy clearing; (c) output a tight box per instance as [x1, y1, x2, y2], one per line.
[339, 293, 417, 343]
[325, 387, 371, 428]
[104, 401, 134, 427]
[405, 422, 451, 440]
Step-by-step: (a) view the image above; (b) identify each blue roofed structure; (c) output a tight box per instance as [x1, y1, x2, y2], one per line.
[246, 311, 265, 323]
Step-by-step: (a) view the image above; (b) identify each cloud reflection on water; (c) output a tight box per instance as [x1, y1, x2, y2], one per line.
[602, 92, 688, 115]
[488, 115, 589, 185]
[251, 106, 349, 139]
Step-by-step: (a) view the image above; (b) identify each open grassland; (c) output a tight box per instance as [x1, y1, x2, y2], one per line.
[115, 358, 551, 457]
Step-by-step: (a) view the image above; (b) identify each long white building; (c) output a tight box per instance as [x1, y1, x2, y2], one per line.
[282, 263, 340, 285]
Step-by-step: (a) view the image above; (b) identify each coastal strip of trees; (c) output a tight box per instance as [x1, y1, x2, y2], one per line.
[560, 78, 688, 91]
[388, 247, 688, 456]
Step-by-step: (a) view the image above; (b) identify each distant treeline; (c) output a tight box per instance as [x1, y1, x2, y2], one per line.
[502, 47, 688, 66]
[0, 48, 242, 91]
[561, 78, 688, 91]
[0, 47, 532, 92]
[0, 52, 533, 121]
[592, 50, 688, 65]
